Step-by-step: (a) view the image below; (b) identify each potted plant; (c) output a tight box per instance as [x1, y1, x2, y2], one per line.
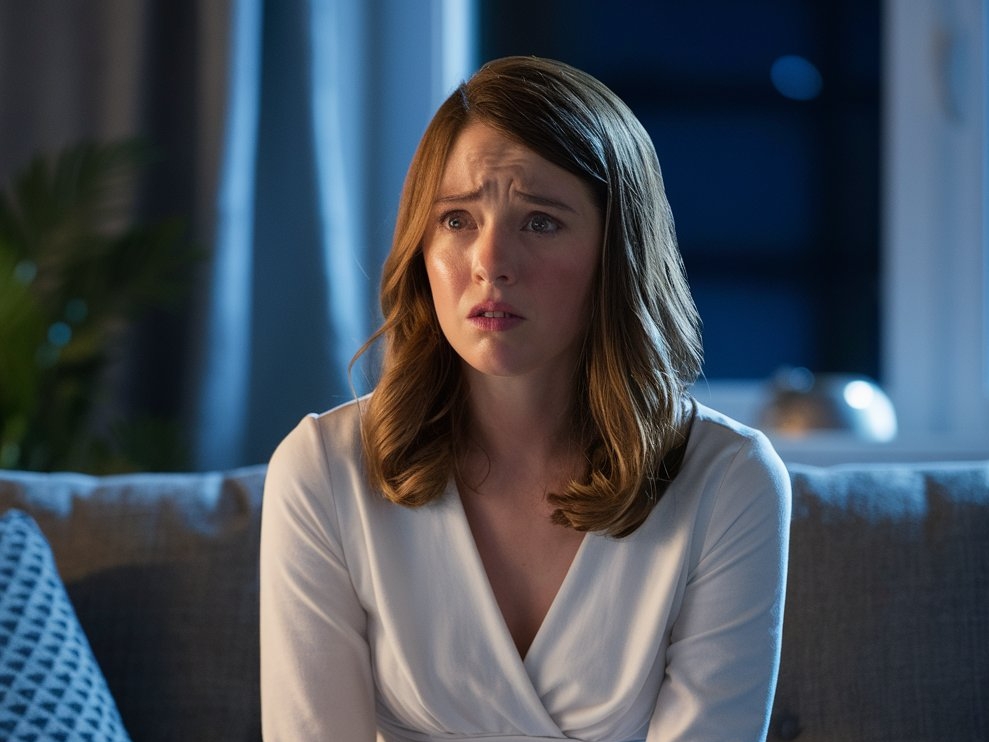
[0, 140, 197, 472]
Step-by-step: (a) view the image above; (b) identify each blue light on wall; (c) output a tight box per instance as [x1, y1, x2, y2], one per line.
[770, 54, 823, 101]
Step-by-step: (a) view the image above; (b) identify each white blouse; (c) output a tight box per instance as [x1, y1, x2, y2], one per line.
[260, 399, 790, 742]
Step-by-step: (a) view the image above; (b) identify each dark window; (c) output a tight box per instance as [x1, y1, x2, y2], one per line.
[479, 0, 881, 380]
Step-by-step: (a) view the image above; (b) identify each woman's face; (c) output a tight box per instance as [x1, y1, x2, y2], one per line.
[422, 121, 602, 387]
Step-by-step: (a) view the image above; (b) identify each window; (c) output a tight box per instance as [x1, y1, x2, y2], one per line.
[480, 0, 881, 380]
[478, 0, 989, 461]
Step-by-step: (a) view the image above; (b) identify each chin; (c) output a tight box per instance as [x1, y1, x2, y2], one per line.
[464, 362, 522, 379]
[460, 352, 530, 379]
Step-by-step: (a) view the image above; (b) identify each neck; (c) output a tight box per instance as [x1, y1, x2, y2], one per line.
[462, 369, 580, 470]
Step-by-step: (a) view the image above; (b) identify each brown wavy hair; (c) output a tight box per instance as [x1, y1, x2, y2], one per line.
[353, 56, 702, 537]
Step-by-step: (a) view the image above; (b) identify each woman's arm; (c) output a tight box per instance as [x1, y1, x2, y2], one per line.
[648, 434, 791, 742]
[260, 416, 378, 741]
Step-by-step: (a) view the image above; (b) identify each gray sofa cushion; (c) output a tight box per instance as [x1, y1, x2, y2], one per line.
[770, 461, 989, 741]
[0, 466, 266, 742]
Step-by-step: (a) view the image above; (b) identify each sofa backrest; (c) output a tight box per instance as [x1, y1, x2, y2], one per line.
[770, 461, 989, 741]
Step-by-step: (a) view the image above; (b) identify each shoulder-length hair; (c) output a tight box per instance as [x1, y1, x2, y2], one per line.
[354, 56, 702, 537]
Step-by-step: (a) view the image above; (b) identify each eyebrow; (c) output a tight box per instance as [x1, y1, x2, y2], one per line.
[432, 187, 577, 214]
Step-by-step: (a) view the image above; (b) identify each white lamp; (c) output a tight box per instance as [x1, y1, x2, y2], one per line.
[759, 367, 898, 443]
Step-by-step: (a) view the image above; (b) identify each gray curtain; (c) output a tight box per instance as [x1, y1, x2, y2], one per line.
[0, 0, 474, 471]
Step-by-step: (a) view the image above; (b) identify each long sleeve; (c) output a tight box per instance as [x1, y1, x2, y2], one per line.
[260, 415, 378, 741]
[647, 433, 792, 742]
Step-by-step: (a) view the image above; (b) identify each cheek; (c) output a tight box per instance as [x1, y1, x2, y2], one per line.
[423, 247, 464, 309]
[547, 253, 599, 306]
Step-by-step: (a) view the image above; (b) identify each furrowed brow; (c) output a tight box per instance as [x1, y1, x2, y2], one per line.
[432, 187, 577, 214]
[433, 186, 484, 205]
[517, 191, 577, 213]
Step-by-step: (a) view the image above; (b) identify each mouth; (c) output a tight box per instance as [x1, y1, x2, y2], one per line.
[467, 302, 524, 330]
[475, 310, 513, 319]
[468, 303, 524, 320]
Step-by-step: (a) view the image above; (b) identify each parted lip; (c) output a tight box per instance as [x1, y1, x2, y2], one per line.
[468, 301, 524, 319]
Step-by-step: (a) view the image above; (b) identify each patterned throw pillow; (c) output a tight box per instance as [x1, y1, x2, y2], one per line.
[0, 510, 131, 741]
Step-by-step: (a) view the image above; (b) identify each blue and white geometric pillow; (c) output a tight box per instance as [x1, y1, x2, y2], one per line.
[0, 509, 131, 742]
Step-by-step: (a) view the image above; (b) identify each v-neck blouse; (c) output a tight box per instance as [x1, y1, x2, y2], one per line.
[260, 398, 790, 742]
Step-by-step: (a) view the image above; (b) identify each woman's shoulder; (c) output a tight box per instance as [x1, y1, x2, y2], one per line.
[676, 401, 791, 573]
[310, 395, 367, 444]
[273, 396, 366, 459]
[679, 401, 790, 505]
[265, 396, 368, 498]
[687, 401, 781, 466]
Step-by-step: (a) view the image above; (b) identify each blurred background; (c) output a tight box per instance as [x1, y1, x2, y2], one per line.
[0, 0, 986, 472]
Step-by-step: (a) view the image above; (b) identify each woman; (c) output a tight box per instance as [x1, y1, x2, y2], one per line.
[260, 56, 790, 741]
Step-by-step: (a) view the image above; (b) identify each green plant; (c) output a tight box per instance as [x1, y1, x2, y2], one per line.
[0, 140, 197, 472]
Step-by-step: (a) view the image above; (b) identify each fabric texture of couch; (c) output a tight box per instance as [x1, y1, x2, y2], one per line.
[771, 462, 989, 741]
[0, 459, 986, 741]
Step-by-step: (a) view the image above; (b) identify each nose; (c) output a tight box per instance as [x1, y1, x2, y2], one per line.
[472, 222, 517, 285]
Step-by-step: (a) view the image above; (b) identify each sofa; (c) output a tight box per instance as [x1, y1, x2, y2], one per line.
[0, 458, 986, 741]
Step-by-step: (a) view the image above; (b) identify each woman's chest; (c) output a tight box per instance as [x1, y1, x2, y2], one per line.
[458, 487, 586, 658]
[341, 487, 697, 739]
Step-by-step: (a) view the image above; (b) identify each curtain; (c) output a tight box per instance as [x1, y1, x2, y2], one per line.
[195, 0, 474, 469]
[0, 0, 233, 471]
[0, 0, 475, 472]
